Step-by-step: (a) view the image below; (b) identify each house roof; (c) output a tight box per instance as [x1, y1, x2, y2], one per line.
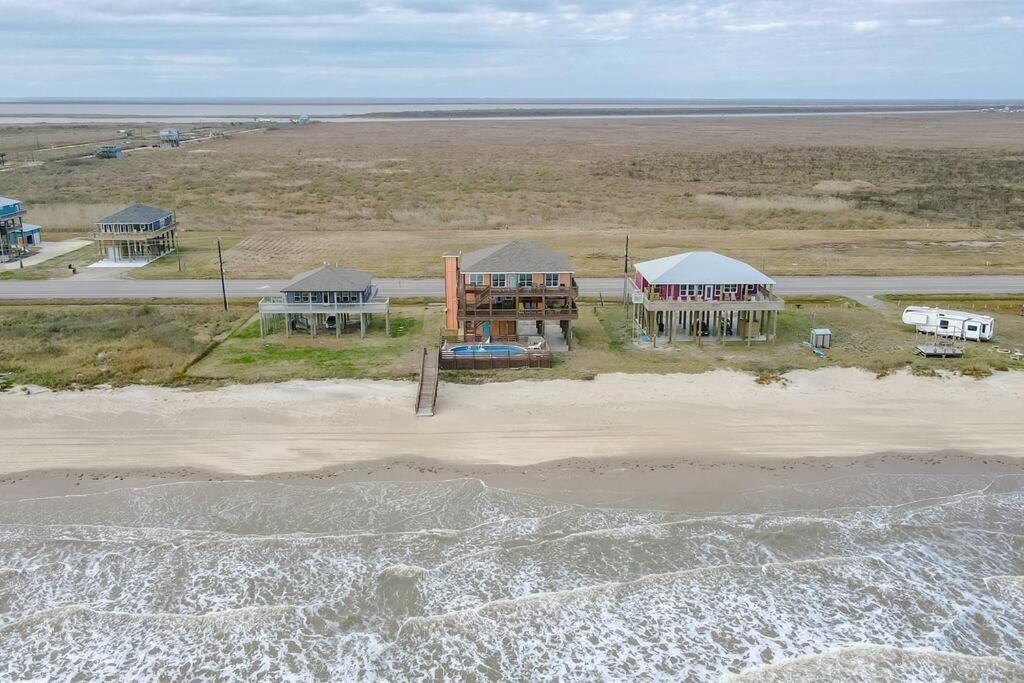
[635, 251, 775, 286]
[0, 196, 21, 207]
[461, 241, 573, 273]
[97, 204, 173, 225]
[281, 265, 372, 293]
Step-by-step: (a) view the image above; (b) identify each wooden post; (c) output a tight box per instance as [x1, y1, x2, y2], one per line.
[217, 238, 228, 312]
[259, 311, 265, 338]
[360, 313, 366, 338]
[385, 308, 391, 336]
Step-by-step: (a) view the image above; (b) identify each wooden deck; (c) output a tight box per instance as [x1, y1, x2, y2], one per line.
[415, 347, 440, 417]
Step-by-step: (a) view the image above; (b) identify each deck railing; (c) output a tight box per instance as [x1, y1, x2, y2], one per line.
[258, 295, 391, 315]
[627, 278, 784, 312]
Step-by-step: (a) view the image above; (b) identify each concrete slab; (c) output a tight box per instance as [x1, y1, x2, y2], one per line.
[88, 258, 154, 268]
[0, 239, 91, 272]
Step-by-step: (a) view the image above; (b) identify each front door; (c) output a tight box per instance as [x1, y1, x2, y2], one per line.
[704, 285, 714, 300]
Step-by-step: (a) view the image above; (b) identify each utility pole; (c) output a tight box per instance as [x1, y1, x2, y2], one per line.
[217, 238, 228, 311]
[622, 234, 630, 306]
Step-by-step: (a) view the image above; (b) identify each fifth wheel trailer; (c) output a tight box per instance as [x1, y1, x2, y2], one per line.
[902, 306, 995, 341]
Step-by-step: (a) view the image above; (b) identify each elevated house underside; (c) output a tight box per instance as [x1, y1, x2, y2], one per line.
[629, 278, 784, 344]
[93, 226, 178, 264]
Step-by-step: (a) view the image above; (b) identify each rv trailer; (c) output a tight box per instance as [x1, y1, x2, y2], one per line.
[902, 306, 995, 342]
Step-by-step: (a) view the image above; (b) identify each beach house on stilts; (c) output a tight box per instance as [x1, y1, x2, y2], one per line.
[628, 251, 784, 345]
[257, 265, 390, 338]
[94, 204, 178, 266]
[443, 241, 579, 352]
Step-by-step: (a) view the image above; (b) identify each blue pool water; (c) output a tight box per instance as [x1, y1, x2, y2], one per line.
[449, 345, 526, 357]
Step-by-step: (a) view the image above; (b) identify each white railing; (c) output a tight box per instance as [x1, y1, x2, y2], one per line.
[626, 278, 784, 312]
[258, 295, 390, 315]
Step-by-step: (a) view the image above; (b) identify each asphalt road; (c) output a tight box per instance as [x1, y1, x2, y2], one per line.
[2, 275, 1024, 302]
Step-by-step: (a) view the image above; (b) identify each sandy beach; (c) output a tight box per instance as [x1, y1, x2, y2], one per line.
[1, 368, 1021, 478]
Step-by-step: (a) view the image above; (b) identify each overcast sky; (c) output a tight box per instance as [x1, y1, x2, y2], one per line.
[2, 1, 1021, 99]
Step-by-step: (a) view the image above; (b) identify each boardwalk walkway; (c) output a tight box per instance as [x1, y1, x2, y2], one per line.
[415, 347, 439, 417]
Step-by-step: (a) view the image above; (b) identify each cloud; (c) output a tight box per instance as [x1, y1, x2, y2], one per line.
[850, 20, 883, 32]
[722, 22, 791, 33]
[1, 1, 1021, 97]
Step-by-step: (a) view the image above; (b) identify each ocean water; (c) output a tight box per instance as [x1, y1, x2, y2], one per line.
[0, 98, 1012, 123]
[0, 473, 1022, 681]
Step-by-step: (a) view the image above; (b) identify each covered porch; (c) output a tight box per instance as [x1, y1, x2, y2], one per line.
[257, 296, 391, 338]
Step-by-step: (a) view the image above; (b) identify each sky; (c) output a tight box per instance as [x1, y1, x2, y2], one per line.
[1, 1, 1021, 99]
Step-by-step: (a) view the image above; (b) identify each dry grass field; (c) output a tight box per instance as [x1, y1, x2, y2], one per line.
[0, 304, 248, 388]
[2, 114, 1022, 278]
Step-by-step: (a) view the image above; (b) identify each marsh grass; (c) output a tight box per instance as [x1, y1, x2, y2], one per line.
[0, 304, 247, 388]
[3, 116, 1023, 279]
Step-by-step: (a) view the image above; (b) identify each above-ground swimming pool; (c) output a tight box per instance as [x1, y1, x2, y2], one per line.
[448, 344, 527, 357]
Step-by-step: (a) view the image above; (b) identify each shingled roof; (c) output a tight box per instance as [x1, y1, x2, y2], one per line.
[281, 265, 372, 293]
[461, 241, 573, 274]
[97, 204, 173, 225]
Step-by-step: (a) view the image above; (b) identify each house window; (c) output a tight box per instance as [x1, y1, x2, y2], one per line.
[723, 284, 738, 294]
[491, 273, 507, 287]
[939, 319, 949, 329]
[468, 274, 485, 286]
[544, 273, 560, 287]
[518, 273, 533, 287]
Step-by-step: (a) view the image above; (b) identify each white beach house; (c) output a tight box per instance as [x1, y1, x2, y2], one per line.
[628, 251, 784, 344]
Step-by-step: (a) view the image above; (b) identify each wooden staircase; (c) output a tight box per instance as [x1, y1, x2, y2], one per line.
[415, 347, 439, 417]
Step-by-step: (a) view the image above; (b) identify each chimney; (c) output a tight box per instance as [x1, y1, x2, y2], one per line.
[443, 252, 460, 332]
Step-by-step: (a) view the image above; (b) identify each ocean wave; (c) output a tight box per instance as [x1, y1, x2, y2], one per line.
[723, 644, 1024, 682]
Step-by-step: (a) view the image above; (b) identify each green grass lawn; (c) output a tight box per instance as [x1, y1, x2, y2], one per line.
[187, 304, 439, 382]
[127, 232, 245, 279]
[0, 243, 97, 281]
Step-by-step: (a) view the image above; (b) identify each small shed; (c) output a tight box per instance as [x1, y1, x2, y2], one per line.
[810, 328, 832, 349]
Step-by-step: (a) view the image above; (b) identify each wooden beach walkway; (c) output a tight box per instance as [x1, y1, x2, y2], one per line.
[415, 347, 439, 417]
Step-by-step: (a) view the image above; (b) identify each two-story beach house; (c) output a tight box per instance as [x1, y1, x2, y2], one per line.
[0, 196, 42, 262]
[94, 204, 178, 265]
[628, 251, 784, 344]
[257, 265, 390, 338]
[443, 241, 579, 349]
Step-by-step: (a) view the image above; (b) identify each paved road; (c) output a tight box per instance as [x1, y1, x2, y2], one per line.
[1, 275, 1023, 301]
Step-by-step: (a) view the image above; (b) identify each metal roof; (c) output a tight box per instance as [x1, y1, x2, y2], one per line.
[282, 265, 373, 293]
[461, 241, 573, 274]
[0, 196, 21, 207]
[635, 251, 775, 286]
[97, 204, 173, 225]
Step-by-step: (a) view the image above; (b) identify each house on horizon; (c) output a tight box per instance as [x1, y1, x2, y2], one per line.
[443, 241, 579, 350]
[628, 251, 784, 345]
[0, 196, 42, 262]
[94, 204, 178, 266]
[257, 264, 391, 338]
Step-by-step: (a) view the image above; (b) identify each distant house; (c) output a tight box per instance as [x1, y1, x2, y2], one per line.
[443, 241, 579, 349]
[628, 251, 784, 344]
[94, 204, 178, 265]
[257, 265, 391, 338]
[159, 129, 181, 147]
[95, 145, 124, 159]
[0, 196, 42, 262]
